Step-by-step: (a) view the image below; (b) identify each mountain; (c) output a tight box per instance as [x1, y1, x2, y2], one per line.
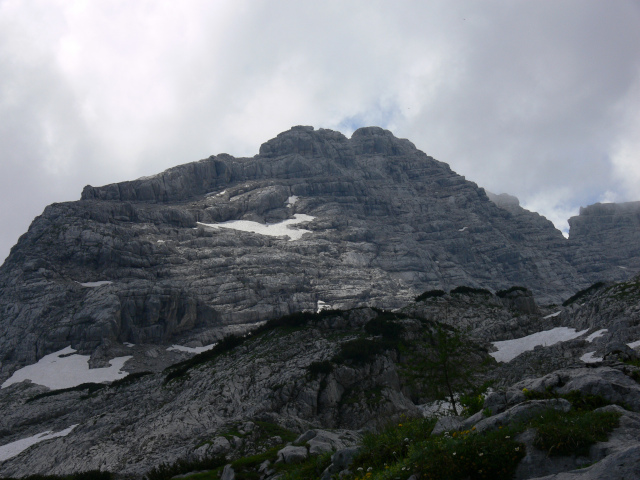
[2, 125, 637, 379]
[2, 126, 640, 478]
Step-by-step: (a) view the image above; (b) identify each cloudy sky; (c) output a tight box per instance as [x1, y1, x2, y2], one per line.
[1, 0, 639, 263]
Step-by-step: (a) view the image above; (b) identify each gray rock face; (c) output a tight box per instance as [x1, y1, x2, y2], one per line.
[568, 201, 640, 283]
[1, 125, 605, 377]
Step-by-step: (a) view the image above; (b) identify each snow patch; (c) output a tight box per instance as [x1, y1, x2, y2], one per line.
[0, 425, 77, 462]
[123, 343, 135, 348]
[1, 347, 132, 390]
[586, 329, 607, 342]
[580, 351, 603, 363]
[619, 266, 628, 269]
[628, 340, 640, 349]
[205, 190, 227, 197]
[543, 311, 561, 319]
[197, 214, 315, 241]
[287, 195, 299, 207]
[157, 240, 165, 244]
[458, 226, 468, 232]
[78, 281, 112, 288]
[167, 344, 216, 354]
[317, 300, 332, 314]
[490, 327, 588, 363]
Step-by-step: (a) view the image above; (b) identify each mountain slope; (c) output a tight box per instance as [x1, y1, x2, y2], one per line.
[0, 126, 593, 376]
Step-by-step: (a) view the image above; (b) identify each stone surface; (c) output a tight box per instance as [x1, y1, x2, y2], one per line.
[568, 202, 640, 284]
[276, 445, 308, 464]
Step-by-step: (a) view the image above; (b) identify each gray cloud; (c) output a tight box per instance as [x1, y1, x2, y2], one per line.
[1, 0, 639, 262]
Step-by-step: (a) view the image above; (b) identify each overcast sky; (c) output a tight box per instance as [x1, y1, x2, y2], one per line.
[1, 0, 639, 263]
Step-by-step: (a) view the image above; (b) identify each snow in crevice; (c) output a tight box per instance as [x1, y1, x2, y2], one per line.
[543, 311, 561, 319]
[490, 327, 588, 363]
[0, 425, 77, 462]
[458, 226, 468, 232]
[1, 346, 131, 390]
[287, 195, 299, 207]
[197, 214, 315, 241]
[585, 329, 607, 342]
[205, 190, 227, 197]
[78, 281, 112, 288]
[167, 344, 216, 354]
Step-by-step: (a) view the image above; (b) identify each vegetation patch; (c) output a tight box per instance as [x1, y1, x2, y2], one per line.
[523, 388, 612, 412]
[342, 404, 619, 480]
[332, 338, 393, 365]
[164, 334, 244, 384]
[27, 383, 106, 403]
[144, 455, 227, 480]
[364, 315, 405, 340]
[496, 286, 529, 298]
[562, 281, 606, 306]
[608, 278, 640, 301]
[110, 371, 152, 388]
[281, 451, 333, 480]
[415, 289, 446, 302]
[307, 360, 334, 377]
[532, 409, 620, 456]
[450, 286, 493, 296]
[164, 309, 348, 383]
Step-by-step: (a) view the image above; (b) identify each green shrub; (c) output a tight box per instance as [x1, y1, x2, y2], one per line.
[415, 289, 446, 302]
[523, 388, 611, 412]
[144, 455, 226, 480]
[496, 286, 529, 298]
[163, 309, 348, 383]
[164, 334, 244, 384]
[350, 417, 437, 471]
[281, 451, 333, 480]
[110, 371, 152, 389]
[27, 383, 106, 403]
[364, 316, 404, 340]
[450, 286, 493, 296]
[562, 282, 606, 307]
[332, 338, 391, 365]
[532, 409, 620, 456]
[307, 360, 334, 377]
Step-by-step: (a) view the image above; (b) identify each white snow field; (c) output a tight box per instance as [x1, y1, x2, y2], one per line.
[628, 340, 640, 349]
[0, 425, 77, 462]
[490, 327, 588, 362]
[78, 281, 112, 288]
[197, 214, 315, 241]
[167, 344, 216, 354]
[1, 346, 132, 390]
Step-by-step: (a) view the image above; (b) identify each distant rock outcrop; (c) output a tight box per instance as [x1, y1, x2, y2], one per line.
[568, 201, 640, 283]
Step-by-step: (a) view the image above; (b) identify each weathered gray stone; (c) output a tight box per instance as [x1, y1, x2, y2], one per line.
[276, 445, 308, 464]
[220, 464, 235, 480]
[431, 416, 465, 436]
[473, 399, 571, 433]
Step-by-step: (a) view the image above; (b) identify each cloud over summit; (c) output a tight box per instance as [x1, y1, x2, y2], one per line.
[1, 0, 639, 261]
